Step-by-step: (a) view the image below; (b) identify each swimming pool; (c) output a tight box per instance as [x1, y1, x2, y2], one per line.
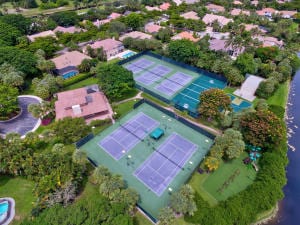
[0, 201, 8, 215]
[122, 51, 136, 59]
[62, 70, 78, 79]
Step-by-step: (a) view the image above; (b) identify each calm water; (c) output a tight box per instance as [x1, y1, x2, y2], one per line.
[267, 55, 300, 225]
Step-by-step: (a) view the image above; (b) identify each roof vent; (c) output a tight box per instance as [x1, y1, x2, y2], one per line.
[86, 95, 93, 103]
[72, 105, 82, 115]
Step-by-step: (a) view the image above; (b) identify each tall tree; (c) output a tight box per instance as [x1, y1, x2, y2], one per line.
[158, 207, 175, 225]
[170, 184, 197, 216]
[239, 109, 284, 148]
[198, 88, 232, 120]
[167, 39, 199, 64]
[0, 85, 19, 119]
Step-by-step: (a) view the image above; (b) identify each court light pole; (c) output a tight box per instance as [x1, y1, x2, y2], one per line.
[168, 187, 173, 195]
[188, 161, 193, 170]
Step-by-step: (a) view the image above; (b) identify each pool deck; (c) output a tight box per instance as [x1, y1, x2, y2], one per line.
[0, 198, 15, 225]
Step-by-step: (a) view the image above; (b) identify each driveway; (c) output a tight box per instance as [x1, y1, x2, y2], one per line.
[0, 95, 41, 137]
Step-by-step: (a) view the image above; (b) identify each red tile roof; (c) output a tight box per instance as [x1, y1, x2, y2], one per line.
[55, 86, 109, 120]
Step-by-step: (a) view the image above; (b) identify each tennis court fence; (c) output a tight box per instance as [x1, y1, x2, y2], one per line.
[75, 133, 94, 148]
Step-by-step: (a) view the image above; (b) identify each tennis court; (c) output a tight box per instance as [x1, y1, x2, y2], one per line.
[135, 133, 198, 196]
[80, 102, 213, 220]
[172, 76, 227, 116]
[122, 54, 201, 100]
[229, 94, 252, 112]
[99, 112, 159, 160]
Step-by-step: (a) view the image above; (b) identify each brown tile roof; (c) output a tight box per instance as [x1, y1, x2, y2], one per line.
[119, 31, 152, 41]
[145, 23, 163, 33]
[160, 2, 171, 10]
[202, 14, 233, 27]
[27, 30, 56, 42]
[230, 8, 250, 16]
[180, 11, 200, 20]
[51, 51, 91, 70]
[55, 85, 109, 120]
[172, 31, 199, 42]
[206, 3, 225, 12]
[53, 26, 86, 34]
[256, 8, 277, 16]
[86, 39, 123, 51]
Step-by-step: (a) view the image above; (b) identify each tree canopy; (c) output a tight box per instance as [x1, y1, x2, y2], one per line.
[239, 110, 284, 148]
[0, 46, 38, 77]
[199, 88, 232, 120]
[167, 39, 199, 64]
[0, 84, 19, 119]
[97, 63, 135, 101]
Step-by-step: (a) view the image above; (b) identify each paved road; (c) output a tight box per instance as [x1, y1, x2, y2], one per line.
[0, 96, 40, 137]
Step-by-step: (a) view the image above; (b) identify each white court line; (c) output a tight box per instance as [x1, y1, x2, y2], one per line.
[178, 92, 200, 102]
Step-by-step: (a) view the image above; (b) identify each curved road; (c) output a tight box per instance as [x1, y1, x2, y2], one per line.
[0, 96, 41, 137]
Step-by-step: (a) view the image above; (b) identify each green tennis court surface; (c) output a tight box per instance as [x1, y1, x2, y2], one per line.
[80, 102, 214, 220]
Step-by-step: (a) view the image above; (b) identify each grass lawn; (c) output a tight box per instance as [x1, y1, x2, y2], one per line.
[141, 92, 168, 107]
[190, 152, 256, 204]
[112, 99, 137, 117]
[0, 176, 36, 225]
[63, 77, 98, 91]
[224, 86, 237, 94]
[267, 80, 289, 108]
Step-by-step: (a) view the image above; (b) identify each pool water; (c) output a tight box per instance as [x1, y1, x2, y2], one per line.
[122, 51, 136, 59]
[62, 71, 78, 79]
[0, 201, 8, 215]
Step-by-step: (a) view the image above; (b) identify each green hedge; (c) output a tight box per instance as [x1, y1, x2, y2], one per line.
[62, 73, 93, 87]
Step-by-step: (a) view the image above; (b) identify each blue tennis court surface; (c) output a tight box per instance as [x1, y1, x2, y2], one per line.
[99, 112, 159, 160]
[134, 133, 198, 196]
[121, 52, 252, 117]
[172, 76, 227, 115]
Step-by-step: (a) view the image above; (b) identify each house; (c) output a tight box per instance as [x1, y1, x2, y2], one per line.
[256, 8, 277, 18]
[50, 51, 91, 78]
[27, 30, 56, 42]
[244, 24, 267, 33]
[172, 0, 182, 5]
[230, 8, 250, 16]
[205, 3, 225, 13]
[197, 26, 230, 39]
[55, 85, 113, 123]
[159, 2, 171, 10]
[171, 31, 199, 42]
[92, 12, 122, 27]
[93, 19, 111, 27]
[145, 23, 164, 34]
[83, 38, 124, 59]
[108, 12, 122, 20]
[184, 0, 200, 4]
[119, 31, 152, 41]
[209, 39, 245, 57]
[254, 35, 284, 48]
[250, 0, 259, 6]
[53, 26, 86, 34]
[145, 5, 161, 11]
[180, 11, 200, 20]
[280, 10, 297, 19]
[233, 0, 243, 5]
[202, 14, 233, 27]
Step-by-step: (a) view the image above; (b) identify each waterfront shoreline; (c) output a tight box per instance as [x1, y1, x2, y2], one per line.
[253, 203, 279, 225]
